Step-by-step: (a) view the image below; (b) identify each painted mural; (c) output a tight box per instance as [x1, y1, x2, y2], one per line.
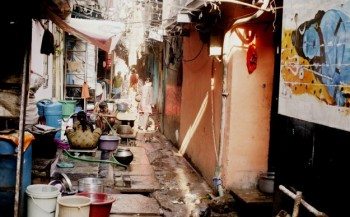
[279, 0, 350, 131]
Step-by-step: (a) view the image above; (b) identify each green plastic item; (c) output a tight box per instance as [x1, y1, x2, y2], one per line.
[63, 150, 127, 169]
[57, 162, 75, 168]
[59, 100, 76, 118]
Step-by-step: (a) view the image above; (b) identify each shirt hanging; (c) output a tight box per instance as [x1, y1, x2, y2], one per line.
[81, 82, 90, 99]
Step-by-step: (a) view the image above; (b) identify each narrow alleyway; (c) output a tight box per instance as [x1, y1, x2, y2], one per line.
[31, 128, 241, 217]
[129, 131, 239, 217]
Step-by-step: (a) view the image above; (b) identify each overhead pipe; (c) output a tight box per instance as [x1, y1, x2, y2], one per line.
[213, 0, 270, 197]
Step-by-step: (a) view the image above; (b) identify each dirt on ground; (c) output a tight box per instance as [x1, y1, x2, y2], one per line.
[137, 132, 238, 217]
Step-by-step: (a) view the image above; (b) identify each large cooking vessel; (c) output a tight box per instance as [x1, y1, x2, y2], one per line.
[258, 172, 275, 194]
[114, 148, 134, 165]
[99, 135, 120, 151]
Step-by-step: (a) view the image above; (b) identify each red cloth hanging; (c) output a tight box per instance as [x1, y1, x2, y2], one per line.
[246, 44, 258, 74]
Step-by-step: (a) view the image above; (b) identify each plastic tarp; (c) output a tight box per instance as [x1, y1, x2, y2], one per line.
[47, 8, 124, 53]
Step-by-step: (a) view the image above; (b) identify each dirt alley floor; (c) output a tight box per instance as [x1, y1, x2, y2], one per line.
[136, 131, 239, 217]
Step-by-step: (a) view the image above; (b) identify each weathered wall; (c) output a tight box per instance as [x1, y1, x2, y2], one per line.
[179, 27, 222, 185]
[222, 26, 275, 189]
[162, 38, 183, 144]
[31, 20, 54, 101]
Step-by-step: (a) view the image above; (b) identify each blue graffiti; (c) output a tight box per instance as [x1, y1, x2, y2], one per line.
[292, 9, 350, 106]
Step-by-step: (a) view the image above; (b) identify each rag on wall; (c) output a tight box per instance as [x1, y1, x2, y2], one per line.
[41, 29, 55, 55]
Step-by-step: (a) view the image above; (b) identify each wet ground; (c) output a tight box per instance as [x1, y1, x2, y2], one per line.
[136, 131, 239, 217]
[33, 130, 270, 216]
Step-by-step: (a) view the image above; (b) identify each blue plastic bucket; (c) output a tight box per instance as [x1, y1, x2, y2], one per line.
[0, 140, 32, 217]
[44, 102, 62, 128]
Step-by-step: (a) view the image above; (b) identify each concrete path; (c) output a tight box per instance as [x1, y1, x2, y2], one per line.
[37, 130, 241, 216]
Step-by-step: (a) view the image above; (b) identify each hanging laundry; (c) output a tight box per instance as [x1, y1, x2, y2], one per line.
[81, 82, 90, 99]
[40, 29, 55, 55]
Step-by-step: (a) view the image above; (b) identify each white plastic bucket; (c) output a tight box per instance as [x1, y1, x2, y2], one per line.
[26, 184, 61, 217]
[57, 195, 91, 217]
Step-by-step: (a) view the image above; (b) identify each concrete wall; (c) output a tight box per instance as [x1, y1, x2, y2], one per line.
[222, 26, 275, 189]
[179, 27, 222, 184]
[162, 38, 183, 144]
[31, 20, 54, 101]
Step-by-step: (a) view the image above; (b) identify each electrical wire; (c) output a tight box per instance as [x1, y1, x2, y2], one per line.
[183, 42, 205, 62]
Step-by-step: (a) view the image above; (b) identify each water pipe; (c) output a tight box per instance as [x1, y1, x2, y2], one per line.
[63, 149, 127, 169]
[213, 0, 270, 197]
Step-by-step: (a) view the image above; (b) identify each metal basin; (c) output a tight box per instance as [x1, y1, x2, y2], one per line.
[78, 177, 104, 193]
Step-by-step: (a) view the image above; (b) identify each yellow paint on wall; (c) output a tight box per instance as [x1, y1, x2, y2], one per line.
[281, 30, 335, 105]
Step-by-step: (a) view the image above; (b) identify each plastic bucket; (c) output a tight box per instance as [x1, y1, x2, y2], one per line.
[37, 99, 52, 117]
[44, 102, 62, 128]
[59, 100, 76, 118]
[1, 141, 32, 217]
[26, 184, 60, 217]
[57, 195, 91, 217]
[77, 193, 116, 217]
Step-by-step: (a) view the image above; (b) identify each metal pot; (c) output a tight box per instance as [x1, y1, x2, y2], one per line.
[117, 125, 133, 134]
[116, 103, 128, 112]
[99, 135, 120, 151]
[78, 177, 104, 193]
[114, 148, 134, 165]
[258, 172, 275, 194]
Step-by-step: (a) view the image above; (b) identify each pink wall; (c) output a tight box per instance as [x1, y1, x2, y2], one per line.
[179, 27, 222, 184]
[179, 21, 274, 190]
[222, 26, 275, 189]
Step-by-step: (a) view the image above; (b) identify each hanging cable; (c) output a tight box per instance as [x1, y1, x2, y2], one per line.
[183, 42, 205, 62]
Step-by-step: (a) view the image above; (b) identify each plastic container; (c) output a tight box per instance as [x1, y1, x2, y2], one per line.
[78, 178, 104, 193]
[57, 195, 91, 217]
[0, 140, 32, 217]
[59, 100, 76, 118]
[44, 102, 62, 128]
[30, 130, 59, 159]
[77, 192, 116, 217]
[26, 184, 61, 217]
[99, 135, 120, 151]
[37, 99, 52, 117]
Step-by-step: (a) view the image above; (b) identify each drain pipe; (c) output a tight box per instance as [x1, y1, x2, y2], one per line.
[213, 0, 270, 197]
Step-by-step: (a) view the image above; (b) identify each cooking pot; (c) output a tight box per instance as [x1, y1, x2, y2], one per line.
[99, 135, 120, 151]
[258, 172, 275, 194]
[116, 103, 128, 112]
[117, 125, 133, 134]
[78, 177, 104, 193]
[114, 148, 134, 165]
